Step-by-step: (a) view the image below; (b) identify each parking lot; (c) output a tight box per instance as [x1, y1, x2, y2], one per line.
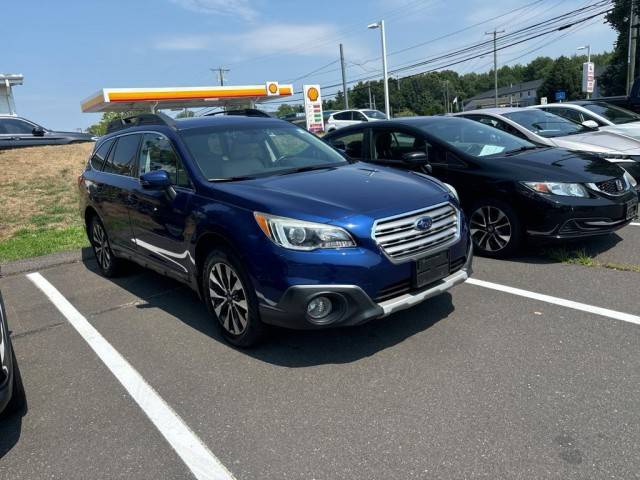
[0, 224, 639, 480]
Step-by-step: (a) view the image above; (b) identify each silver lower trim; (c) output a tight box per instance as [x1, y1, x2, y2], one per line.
[378, 267, 469, 317]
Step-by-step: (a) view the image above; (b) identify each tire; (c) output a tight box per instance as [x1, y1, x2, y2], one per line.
[88, 215, 121, 277]
[202, 248, 266, 348]
[3, 346, 26, 417]
[468, 199, 522, 258]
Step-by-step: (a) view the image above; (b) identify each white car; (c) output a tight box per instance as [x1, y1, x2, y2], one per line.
[455, 108, 640, 182]
[325, 109, 386, 132]
[533, 101, 640, 141]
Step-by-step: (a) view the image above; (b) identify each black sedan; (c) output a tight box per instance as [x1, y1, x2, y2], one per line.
[324, 117, 639, 258]
[0, 115, 96, 149]
[0, 291, 25, 417]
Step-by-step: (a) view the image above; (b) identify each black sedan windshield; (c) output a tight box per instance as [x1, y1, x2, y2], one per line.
[582, 102, 640, 125]
[180, 124, 348, 180]
[419, 118, 536, 157]
[503, 110, 590, 138]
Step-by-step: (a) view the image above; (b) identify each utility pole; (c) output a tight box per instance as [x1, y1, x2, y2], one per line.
[339, 44, 349, 110]
[627, 0, 637, 95]
[485, 29, 505, 107]
[368, 83, 373, 109]
[211, 67, 230, 86]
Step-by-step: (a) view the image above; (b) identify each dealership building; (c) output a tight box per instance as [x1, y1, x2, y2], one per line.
[464, 79, 543, 110]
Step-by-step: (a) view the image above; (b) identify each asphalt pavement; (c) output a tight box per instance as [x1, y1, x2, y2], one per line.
[1, 224, 639, 479]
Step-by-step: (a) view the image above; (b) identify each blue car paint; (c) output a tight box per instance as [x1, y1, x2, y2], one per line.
[79, 117, 470, 325]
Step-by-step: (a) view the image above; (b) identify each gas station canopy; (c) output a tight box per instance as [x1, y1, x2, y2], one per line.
[81, 82, 294, 113]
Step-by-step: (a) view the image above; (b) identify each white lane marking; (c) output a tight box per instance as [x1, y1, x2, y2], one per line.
[631, 222, 640, 226]
[27, 272, 235, 480]
[467, 278, 640, 326]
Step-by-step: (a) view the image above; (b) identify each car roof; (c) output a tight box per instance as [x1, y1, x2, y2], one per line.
[174, 115, 289, 131]
[324, 115, 476, 135]
[457, 107, 530, 115]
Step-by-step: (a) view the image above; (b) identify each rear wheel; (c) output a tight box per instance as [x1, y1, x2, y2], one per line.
[88, 215, 120, 277]
[2, 346, 26, 417]
[202, 249, 265, 347]
[469, 199, 522, 258]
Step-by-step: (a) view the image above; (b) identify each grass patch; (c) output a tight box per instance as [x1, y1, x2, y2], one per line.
[0, 225, 89, 263]
[544, 247, 640, 273]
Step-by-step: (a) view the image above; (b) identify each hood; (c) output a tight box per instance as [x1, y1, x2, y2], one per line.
[550, 130, 640, 154]
[209, 163, 451, 223]
[600, 124, 640, 142]
[490, 148, 626, 183]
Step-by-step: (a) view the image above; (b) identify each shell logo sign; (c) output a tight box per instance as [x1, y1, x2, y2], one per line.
[266, 82, 279, 96]
[303, 84, 324, 133]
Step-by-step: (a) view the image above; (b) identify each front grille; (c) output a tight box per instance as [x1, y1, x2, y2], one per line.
[373, 203, 460, 262]
[375, 280, 412, 302]
[593, 178, 627, 196]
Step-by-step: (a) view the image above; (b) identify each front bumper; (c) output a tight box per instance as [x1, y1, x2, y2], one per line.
[259, 247, 473, 330]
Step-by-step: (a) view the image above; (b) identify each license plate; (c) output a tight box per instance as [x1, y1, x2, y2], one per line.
[413, 251, 449, 289]
[626, 200, 638, 221]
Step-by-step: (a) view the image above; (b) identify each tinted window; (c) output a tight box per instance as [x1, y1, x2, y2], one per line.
[182, 124, 346, 180]
[502, 110, 590, 138]
[0, 119, 35, 134]
[474, 115, 527, 139]
[90, 139, 114, 170]
[550, 108, 585, 124]
[418, 118, 535, 157]
[354, 112, 367, 121]
[581, 102, 640, 125]
[327, 131, 365, 159]
[139, 133, 190, 187]
[333, 112, 351, 121]
[103, 134, 141, 176]
[373, 130, 427, 161]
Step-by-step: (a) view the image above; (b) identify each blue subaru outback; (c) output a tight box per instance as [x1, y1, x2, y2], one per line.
[78, 112, 472, 346]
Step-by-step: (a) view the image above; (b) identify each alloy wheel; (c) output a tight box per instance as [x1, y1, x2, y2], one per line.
[208, 262, 249, 336]
[92, 221, 112, 271]
[470, 206, 512, 253]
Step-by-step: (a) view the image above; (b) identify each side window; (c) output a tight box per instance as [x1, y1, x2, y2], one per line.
[90, 139, 114, 170]
[327, 131, 365, 159]
[139, 133, 191, 188]
[554, 108, 583, 124]
[334, 112, 351, 121]
[103, 134, 141, 177]
[1, 119, 35, 134]
[372, 129, 429, 161]
[354, 112, 367, 121]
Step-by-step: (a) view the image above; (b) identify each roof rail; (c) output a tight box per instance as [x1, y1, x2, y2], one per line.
[106, 112, 177, 134]
[204, 108, 274, 118]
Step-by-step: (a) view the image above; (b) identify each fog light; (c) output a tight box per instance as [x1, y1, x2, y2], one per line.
[307, 296, 332, 320]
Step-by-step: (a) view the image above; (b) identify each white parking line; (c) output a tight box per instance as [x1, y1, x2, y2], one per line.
[467, 278, 640, 326]
[27, 272, 236, 480]
[631, 222, 640, 226]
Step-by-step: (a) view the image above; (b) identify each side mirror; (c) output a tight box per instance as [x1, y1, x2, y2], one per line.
[582, 120, 599, 129]
[140, 170, 171, 189]
[32, 126, 45, 137]
[402, 151, 429, 165]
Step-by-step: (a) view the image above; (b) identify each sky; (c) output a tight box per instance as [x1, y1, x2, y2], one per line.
[4, 0, 617, 130]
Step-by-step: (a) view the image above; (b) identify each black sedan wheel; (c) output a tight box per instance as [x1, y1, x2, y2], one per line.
[202, 249, 265, 347]
[89, 216, 120, 277]
[469, 200, 521, 258]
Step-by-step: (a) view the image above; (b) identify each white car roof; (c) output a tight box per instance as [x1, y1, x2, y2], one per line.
[455, 107, 530, 116]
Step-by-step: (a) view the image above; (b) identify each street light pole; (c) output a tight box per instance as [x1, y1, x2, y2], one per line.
[485, 29, 505, 107]
[369, 20, 391, 119]
[577, 45, 591, 99]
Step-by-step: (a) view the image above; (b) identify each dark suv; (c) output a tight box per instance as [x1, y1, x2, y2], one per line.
[0, 115, 96, 149]
[78, 113, 472, 346]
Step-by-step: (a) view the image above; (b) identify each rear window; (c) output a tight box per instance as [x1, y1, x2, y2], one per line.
[582, 102, 640, 125]
[90, 139, 114, 170]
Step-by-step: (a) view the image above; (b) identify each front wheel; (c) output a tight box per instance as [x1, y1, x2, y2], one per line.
[468, 200, 522, 258]
[202, 249, 265, 347]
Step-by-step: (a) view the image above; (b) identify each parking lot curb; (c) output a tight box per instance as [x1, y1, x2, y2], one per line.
[0, 248, 94, 278]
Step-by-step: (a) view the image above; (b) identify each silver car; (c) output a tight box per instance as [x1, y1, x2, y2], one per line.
[455, 108, 640, 182]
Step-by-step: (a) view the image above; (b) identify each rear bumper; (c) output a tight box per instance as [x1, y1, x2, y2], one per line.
[0, 293, 14, 414]
[259, 246, 472, 330]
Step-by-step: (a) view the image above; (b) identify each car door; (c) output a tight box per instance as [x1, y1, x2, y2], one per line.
[99, 133, 142, 251]
[0, 119, 17, 148]
[127, 132, 194, 278]
[0, 118, 40, 147]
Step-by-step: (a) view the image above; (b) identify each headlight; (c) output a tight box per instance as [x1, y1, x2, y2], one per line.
[254, 213, 356, 250]
[443, 183, 459, 202]
[623, 171, 638, 188]
[523, 182, 589, 197]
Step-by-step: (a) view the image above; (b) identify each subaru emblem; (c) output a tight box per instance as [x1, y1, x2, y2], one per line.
[616, 179, 624, 191]
[415, 216, 433, 231]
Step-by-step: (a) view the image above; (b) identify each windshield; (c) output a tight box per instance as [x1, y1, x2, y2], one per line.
[503, 109, 590, 138]
[582, 102, 640, 125]
[418, 118, 536, 157]
[180, 123, 348, 180]
[363, 110, 387, 120]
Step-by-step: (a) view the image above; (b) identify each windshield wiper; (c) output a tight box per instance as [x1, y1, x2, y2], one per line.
[504, 146, 538, 155]
[209, 175, 259, 182]
[276, 165, 335, 176]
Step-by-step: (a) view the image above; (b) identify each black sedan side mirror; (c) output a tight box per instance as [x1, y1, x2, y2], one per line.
[140, 170, 171, 189]
[32, 126, 45, 137]
[402, 151, 432, 173]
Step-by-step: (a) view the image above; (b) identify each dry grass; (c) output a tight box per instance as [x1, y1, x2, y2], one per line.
[0, 143, 92, 241]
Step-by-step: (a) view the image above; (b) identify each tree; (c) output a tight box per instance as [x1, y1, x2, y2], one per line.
[538, 56, 583, 101]
[87, 111, 145, 136]
[275, 103, 303, 118]
[176, 109, 195, 118]
[600, 0, 637, 95]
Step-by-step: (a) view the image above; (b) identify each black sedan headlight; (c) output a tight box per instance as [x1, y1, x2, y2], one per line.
[522, 182, 589, 197]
